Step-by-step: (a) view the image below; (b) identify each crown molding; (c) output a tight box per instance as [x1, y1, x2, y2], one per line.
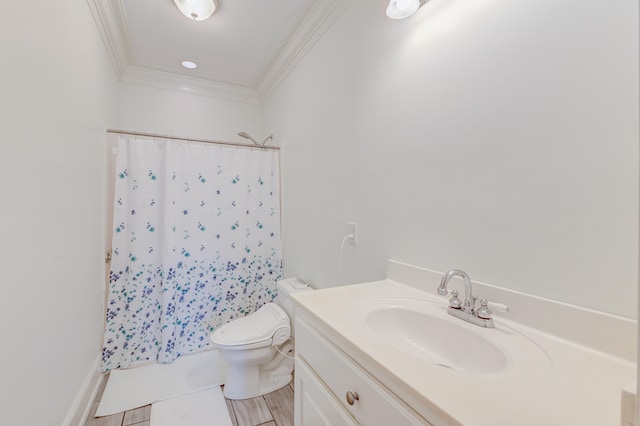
[122, 65, 261, 104]
[87, 0, 351, 105]
[256, 0, 353, 102]
[87, 0, 132, 76]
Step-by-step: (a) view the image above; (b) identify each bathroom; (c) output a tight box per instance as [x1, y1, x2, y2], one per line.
[0, 0, 637, 424]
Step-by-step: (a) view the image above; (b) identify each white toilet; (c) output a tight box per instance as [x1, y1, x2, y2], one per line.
[210, 278, 312, 400]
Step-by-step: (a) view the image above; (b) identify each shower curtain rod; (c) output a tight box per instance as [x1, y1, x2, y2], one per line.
[106, 129, 280, 151]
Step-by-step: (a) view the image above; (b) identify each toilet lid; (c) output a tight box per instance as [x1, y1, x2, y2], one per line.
[210, 303, 290, 348]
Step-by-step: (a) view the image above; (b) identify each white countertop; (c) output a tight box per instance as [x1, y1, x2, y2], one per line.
[292, 279, 635, 426]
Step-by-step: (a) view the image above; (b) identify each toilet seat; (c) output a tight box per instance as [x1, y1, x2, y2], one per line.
[210, 303, 291, 350]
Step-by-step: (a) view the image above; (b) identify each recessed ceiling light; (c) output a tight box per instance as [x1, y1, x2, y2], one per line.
[181, 60, 197, 69]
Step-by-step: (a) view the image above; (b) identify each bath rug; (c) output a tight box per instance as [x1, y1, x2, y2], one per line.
[96, 350, 226, 417]
[150, 386, 233, 426]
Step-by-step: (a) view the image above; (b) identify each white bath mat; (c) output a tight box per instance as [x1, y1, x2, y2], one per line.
[150, 386, 233, 426]
[96, 350, 226, 417]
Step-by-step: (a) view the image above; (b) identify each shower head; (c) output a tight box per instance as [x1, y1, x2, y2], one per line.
[238, 132, 274, 148]
[237, 132, 258, 145]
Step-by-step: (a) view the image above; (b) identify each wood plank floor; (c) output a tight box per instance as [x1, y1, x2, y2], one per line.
[84, 374, 294, 426]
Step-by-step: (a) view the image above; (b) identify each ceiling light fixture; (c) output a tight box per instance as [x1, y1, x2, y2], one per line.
[386, 0, 426, 19]
[181, 60, 197, 69]
[173, 0, 219, 21]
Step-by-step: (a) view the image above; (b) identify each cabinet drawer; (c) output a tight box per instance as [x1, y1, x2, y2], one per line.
[296, 317, 430, 425]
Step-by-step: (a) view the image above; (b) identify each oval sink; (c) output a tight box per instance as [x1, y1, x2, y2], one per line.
[367, 307, 507, 373]
[352, 297, 550, 375]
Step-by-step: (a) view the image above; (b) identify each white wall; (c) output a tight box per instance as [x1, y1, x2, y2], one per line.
[0, 1, 119, 424]
[263, 0, 639, 318]
[118, 84, 263, 143]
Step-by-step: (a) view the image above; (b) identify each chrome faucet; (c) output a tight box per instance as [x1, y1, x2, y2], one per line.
[437, 269, 496, 328]
[438, 269, 474, 314]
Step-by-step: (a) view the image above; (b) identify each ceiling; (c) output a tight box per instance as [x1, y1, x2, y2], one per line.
[88, 0, 350, 103]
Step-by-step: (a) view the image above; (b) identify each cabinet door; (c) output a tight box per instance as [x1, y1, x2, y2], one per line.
[295, 357, 358, 426]
[296, 317, 431, 426]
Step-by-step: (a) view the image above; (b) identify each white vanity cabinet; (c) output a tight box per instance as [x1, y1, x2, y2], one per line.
[291, 270, 636, 426]
[294, 316, 431, 426]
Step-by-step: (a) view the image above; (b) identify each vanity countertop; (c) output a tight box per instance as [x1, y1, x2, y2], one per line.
[292, 279, 635, 426]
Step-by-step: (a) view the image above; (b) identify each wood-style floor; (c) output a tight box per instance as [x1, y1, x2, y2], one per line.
[83, 374, 294, 426]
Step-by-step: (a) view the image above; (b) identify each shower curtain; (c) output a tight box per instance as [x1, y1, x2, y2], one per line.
[101, 135, 282, 371]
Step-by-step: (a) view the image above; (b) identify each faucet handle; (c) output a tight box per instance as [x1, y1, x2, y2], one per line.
[476, 298, 492, 320]
[448, 290, 463, 310]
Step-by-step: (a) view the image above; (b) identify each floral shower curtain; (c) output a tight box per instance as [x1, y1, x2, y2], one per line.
[101, 135, 282, 371]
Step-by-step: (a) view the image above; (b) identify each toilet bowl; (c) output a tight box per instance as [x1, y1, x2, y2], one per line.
[210, 278, 312, 400]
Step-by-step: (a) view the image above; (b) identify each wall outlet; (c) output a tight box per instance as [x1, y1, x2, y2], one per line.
[347, 222, 358, 245]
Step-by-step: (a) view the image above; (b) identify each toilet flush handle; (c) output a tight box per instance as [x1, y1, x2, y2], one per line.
[272, 326, 291, 346]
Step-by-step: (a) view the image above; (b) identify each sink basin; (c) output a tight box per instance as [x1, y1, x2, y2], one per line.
[352, 297, 550, 374]
[367, 307, 507, 373]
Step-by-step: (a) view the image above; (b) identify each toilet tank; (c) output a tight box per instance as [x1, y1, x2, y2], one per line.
[275, 278, 312, 334]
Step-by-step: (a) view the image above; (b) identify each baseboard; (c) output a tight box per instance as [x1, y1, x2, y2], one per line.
[62, 355, 104, 426]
